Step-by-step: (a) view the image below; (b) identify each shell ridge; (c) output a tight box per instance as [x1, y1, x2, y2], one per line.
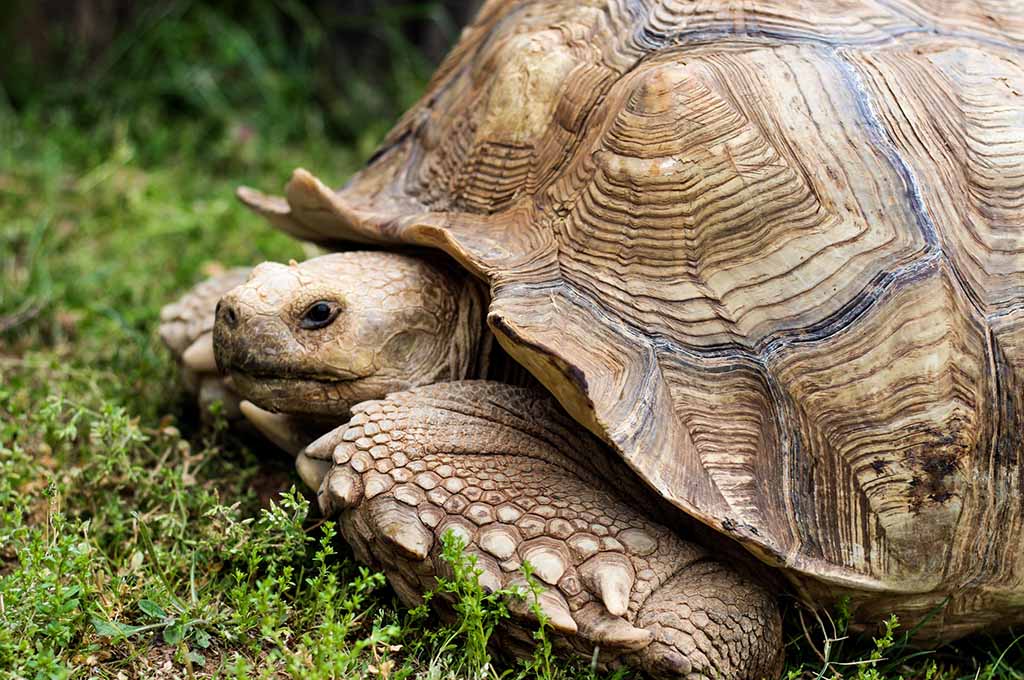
[490, 280, 743, 524]
[828, 47, 942, 250]
[831, 43, 1022, 605]
[233, 0, 1024, 634]
[873, 0, 1024, 54]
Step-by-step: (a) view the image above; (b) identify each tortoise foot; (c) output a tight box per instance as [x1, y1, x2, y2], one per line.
[159, 268, 251, 420]
[633, 559, 783, 679]
[303, 381, 784, 679]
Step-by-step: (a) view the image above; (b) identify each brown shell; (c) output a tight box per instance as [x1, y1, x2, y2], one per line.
[240, 0, 1024, 634]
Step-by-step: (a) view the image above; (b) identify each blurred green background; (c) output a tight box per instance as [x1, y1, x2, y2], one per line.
[1, 1, 1022, 678]
[1, 0, 478, 147]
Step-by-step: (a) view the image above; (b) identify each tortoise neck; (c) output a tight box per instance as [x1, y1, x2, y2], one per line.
[461, 278, 542, 389]
[478, 334, 543, 389]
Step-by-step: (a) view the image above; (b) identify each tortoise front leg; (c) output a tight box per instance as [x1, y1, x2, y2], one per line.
[303, 381, 783, 679]
[159, 268, 251, 419]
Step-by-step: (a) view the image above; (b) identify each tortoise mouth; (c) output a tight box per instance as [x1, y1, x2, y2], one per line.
[225, 364, 414, 419]
[227, 369, 364, 417]
[234, 369, 353, 385]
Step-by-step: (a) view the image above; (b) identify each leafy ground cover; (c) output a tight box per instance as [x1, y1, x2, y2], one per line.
[1, 3, 1023, 679]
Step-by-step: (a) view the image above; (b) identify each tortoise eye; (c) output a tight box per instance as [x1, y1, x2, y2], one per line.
[300, 301, 340, 330]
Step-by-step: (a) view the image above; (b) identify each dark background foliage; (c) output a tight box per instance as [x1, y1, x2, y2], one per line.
[0, 0, 478, 144]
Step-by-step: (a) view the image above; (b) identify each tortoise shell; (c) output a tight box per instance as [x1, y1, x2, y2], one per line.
[240, 0, 1024, 634]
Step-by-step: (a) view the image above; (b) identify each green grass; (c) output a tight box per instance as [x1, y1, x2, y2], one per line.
[2, 3, 1024, 679]
[0, 108, 601, 680]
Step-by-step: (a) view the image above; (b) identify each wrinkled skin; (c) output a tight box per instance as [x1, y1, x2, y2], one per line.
[214, 252, 487, 418]
[160, 251, 784, 679]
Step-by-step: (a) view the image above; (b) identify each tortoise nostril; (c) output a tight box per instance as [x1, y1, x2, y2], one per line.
[218, 301, 239, 328]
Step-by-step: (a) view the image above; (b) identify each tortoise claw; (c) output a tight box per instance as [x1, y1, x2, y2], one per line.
[240, 400, 310, 457]
[579, 552, 634, 617]
[296, 451, 331, 491]
[507, 577, 578, 634]
[310, 382, 784, 678]
[369, 497, 434, 561]
[159, 268, 250, 422]
[182, 333, 217, 373]
[323, 465, 363, 513]
[575, 602, 653, 651]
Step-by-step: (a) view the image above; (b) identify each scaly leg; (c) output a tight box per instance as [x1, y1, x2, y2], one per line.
[159, 268, 250, 419]
[304, 381, 783, 679]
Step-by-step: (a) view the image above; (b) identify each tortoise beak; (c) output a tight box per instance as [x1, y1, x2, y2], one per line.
[212, 292, 300, 377]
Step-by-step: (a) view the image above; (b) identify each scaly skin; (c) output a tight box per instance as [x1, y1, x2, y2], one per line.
[162, 252, 787, 678]
[305, 381, 784, 679]
[213, 252, 487, 418]
[159, 267, 251, 419]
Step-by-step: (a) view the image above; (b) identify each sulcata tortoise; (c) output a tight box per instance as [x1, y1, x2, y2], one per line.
[159, 0, 1024, 677]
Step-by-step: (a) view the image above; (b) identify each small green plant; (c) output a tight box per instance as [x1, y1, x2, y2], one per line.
[516, 559, 558, 680]
[854, 615, 900, 680]
[420, 531, 626, 680]
[422, 529, 515, 678]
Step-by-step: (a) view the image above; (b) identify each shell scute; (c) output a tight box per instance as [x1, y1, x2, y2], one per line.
[242, 0, 1024, 631]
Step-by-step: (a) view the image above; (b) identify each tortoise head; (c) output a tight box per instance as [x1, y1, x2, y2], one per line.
[213, 251, 485, 416]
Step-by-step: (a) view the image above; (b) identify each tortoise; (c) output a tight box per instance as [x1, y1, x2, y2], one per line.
[159, 0, 1024, 677]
